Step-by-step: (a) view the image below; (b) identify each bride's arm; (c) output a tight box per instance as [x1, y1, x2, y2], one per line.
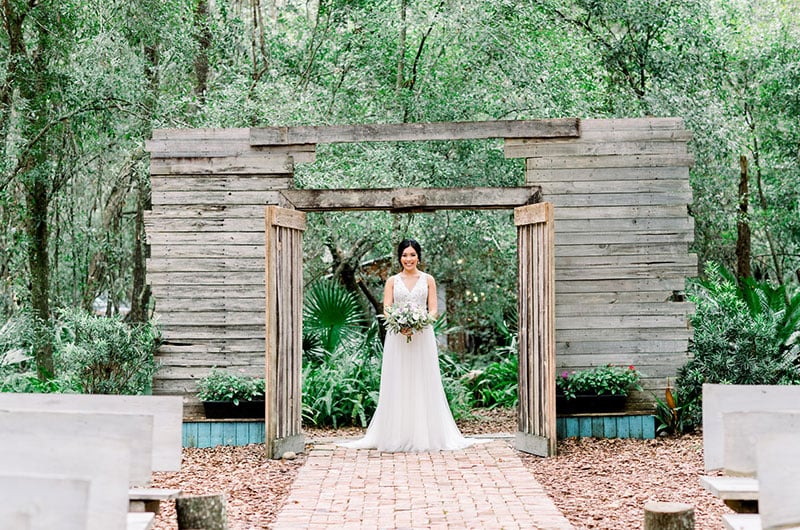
[382, 276, 394, 317]
[427, 275, 438, 318]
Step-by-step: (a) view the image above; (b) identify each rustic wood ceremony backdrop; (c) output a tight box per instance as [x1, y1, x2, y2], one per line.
[145, 117, 695, 455]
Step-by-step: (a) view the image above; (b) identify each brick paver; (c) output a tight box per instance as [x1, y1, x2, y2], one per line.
[271, 438, 574, 530]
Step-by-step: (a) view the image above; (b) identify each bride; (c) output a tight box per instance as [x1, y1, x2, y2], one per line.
[341, 239, 483, 452]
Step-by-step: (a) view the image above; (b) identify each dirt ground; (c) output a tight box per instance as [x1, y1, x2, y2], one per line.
[150, 408, 730, 529]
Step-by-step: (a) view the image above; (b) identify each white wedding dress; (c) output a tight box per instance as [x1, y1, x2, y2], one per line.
[341, 272, 484, 452]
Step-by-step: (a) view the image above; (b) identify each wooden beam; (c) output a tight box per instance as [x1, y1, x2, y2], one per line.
[279, 186, 542, 212]
[250, 119, 580, 145]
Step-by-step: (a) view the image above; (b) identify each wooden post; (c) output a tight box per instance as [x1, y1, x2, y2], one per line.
[644, 501, 694, 530]
[514, 202, 556, 457]
[176, 494, 228, 530]
[265, 206, 306, 459]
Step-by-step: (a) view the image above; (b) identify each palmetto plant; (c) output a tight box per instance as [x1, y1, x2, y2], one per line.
[303, 279, 366, 353]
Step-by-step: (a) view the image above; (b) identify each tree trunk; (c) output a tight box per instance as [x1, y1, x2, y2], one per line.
[736, 155, 751, 280]
[176, 494, 228, 530]
[194, 0, 211, 102]
[26, 177, 54, 378]
[643, 501, 694, 530]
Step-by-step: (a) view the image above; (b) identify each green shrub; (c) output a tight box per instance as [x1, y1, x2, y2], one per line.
[675, 263, 800, 428]
[556, 365, 642, 399]
[197, 369, 265, 404]
[303, 279, 366, 353]
[302, 339, 382, 428]
[54, 308, 160, 395]
[468, 352, 518, 408]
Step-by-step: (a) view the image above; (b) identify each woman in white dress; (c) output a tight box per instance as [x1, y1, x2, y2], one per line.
[342, 239, 482, 452]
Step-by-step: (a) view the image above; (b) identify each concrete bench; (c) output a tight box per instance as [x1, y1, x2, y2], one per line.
[127, 512, 156, 530]
[722, 513, 762, 530]
[0, 393, 183, 471]
[699, 476, 759, 513]
[0, 474, 91, 530]
[722, 410, 800, 476]
[0, 432, 131, 530]
[702, 384, 800, 472]
[0, 408, 154, 485]
[128, 487, 182, 513]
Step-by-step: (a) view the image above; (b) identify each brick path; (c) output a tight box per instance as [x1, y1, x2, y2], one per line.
[271, 438, 574, 530]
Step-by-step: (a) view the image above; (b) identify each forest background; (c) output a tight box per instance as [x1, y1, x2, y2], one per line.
[1, 0, 798, 392]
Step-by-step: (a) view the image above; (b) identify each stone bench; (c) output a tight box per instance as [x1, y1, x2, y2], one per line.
[0, 429, 132, 530]
[700, 385, 800, 527]
[0, 474, 91, 530]
[0, 393, 183, 471]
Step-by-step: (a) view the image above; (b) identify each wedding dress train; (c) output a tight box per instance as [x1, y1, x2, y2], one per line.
[341, 272, 485, 452]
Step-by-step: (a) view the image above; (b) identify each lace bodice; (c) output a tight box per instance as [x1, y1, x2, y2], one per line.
[393, 272, 428, 308]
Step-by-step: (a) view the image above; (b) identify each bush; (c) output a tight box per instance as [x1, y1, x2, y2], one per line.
[54, 308, 160, 395]
[675, 263, 800, 428]
[197, 369, 265, 404]
[556, 365, 642, 399]
[467, 352, 518, 409]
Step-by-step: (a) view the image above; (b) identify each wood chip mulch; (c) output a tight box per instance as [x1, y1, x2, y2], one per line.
[150, 408, 730, 529]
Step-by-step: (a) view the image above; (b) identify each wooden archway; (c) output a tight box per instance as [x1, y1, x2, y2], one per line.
[145, 118, 695, 459]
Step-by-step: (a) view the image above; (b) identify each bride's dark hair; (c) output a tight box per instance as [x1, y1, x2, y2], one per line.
[397, 239, 422, 265]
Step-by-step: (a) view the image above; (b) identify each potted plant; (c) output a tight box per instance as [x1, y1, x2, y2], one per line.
[197, 369, 266, 419]
[555, 364, 642, 414]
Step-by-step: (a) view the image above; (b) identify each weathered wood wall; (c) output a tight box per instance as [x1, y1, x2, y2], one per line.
[145, 118, 694, 416]
[505, 118, 696, 410]
[144, 129, 312, 416]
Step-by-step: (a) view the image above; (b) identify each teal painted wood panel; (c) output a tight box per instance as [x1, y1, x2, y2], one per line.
[183, 421, 265, 448]
[557, 415, 654, 441]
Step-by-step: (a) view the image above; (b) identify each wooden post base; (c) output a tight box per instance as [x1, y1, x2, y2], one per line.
[644, 501, 694, 530]
[176, 494, 228, 530]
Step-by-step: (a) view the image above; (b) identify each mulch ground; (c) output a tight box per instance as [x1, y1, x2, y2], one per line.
[150, 408, 730, 529]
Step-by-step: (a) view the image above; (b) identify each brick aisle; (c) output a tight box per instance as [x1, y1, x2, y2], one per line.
[271, 439, 574, 530]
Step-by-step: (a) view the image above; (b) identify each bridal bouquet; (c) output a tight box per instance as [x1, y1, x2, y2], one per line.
[383, 302, 435, 343]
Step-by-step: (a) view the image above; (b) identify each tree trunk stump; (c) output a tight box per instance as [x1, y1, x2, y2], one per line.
[176, 494, 228, 530]
[644, 501, 694, 530]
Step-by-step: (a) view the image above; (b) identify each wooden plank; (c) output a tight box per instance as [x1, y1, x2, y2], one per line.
[148, 272, 265, 284]
[150, 285, 265, 298]
[147, 232, 266, 246]
[150, 155, 294, 175]
[556, 314, 690, 330]
[147, 140, 315, 163]
[557, 341, 689, 355]
[505, 139, 688, 158]
[541, 179, 691, 195]
[556, 291, 687, 305]
[555, 242, 690, 257]
[555, 264, 697, 282]
[147, 258, 265, 273]
[505, 128, 692, 146]
[157, 298, 266, 312]
[556, 301, 694, 317]
[540, 191, 693, 207]
[280, 186, 541, 212]
[553, 205, 688, 220]
[555, 278, 689, 293]
[556, 327, 691, 341]
[527, 166, 690, 182]
[158, 326, 265, 340]
[514, 201, 552, 226]
[250, 118, 580, 145]
[554, 217, 694, 233]
[144, 205, 265, 219]
[555, 230, 694, 246]
[145, 219, 268, 233]
[266, 206, 307, 231]
[151, 190, 283, 206]
[157, 312, 264, 326]
[150, 176, 293, 192]
[580, 118, 685, 130]
[527, 154, 694, 170]
[147, 245, 265, 259]
[151, 128, 250, 141]
[556, 253, 698, 269]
